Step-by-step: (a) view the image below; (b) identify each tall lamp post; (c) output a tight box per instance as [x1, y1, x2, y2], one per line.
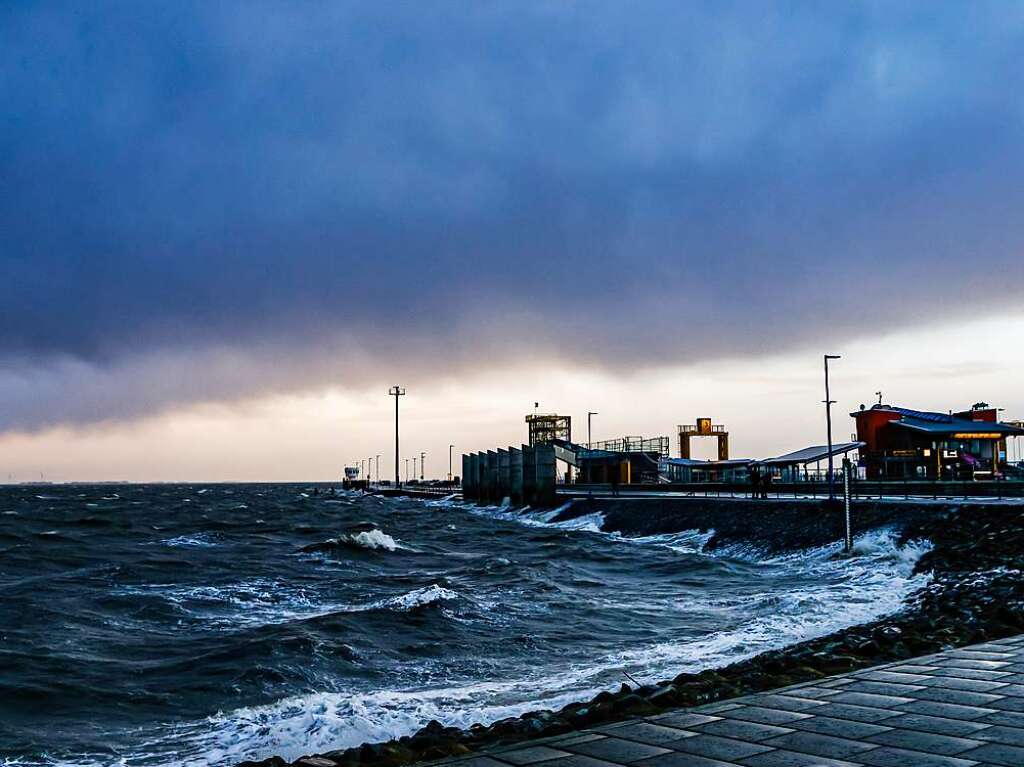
[404, 458, 409, 482]
[448, 444, 454, 482]
[412, 456, 418, 482]
[375, 454, 381, 485]
[389, 386, 406, 486]
[588, 411, 598, 449]
[824, 354, 841, 500]
[420, 451, 425, 481]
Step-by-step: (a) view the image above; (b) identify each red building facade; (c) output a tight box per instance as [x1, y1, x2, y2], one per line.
[852, 403, 1024, 480]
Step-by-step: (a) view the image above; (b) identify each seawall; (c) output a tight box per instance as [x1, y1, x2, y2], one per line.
[549, 496, 966, 554]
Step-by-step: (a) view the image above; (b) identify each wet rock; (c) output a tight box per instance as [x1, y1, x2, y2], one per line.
[647, 684, 679, 707]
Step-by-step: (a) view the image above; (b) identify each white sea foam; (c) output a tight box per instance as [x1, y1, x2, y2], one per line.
[551, 511, 605, 532]
[113, 579, 345, 629]
[464, 501, 718, 554]
[343, 528, 402, 551]
[464, 502, 592, 531]
[104, 677, 603, 767]
[161, 534, 218, 548]
[299, 528, 408, 555]
[591, 528, 933, 681]
[371, 584, 459, 612]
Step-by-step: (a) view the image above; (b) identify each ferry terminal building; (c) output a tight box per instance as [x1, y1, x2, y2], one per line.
[852, 403, 1024, 480]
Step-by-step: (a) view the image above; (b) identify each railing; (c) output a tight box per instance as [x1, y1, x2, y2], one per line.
[678, 424, 727, 434]
[589, 436, 670, 454]
[564, 478, 1024, 499]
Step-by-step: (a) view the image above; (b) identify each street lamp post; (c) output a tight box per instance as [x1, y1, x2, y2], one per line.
[420, 451, 425, 481]
[448, 444, 454, 482]
[588, 411, 598, 449]
[389, 386, 406, 486]
[413, 456, 418, 482]
[375, 454, 381, 485]
[404, 458, 409, 482]
[824, 354, 841, 500]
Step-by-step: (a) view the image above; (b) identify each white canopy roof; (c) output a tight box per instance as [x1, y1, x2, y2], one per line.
[759, 441, 864, 466]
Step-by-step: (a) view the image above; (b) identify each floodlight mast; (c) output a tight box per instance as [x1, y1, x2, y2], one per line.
[389, 386, 406, 486]
[823, 356, 841, 500]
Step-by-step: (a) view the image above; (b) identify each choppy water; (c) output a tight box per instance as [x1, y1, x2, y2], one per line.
[0, 485, 932, 767]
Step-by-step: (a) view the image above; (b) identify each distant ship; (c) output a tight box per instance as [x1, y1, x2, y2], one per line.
[342, 465, 364, 490]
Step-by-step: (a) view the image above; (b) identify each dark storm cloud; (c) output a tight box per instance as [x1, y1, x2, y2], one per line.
[3, 1, 1024, 430]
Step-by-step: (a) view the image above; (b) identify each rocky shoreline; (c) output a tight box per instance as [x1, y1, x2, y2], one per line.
[240, 501, 1024, 767]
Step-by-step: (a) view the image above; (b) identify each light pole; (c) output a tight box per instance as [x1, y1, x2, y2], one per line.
[389, 386, 406, 486]
[420, 451, 425, 481]
[404, 458, 409, 482]
[448, 444, 454, 482]
[824, 354, 841, 500]
[412, 456, 418, 482]
[588, 411, 598, 449]
[375, 454, 381, 485]
[361, 459, 365, 480]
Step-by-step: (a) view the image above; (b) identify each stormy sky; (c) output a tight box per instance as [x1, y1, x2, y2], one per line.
[3, 2, 1024, 478]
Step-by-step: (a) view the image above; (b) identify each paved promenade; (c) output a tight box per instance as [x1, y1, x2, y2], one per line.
[441, 636, 1024, 767]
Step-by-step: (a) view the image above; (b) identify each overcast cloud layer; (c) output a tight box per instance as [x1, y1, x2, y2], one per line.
[3, 1, 1024, 431]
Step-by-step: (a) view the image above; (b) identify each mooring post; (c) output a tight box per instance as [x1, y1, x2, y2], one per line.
[843, 457, 852, 553]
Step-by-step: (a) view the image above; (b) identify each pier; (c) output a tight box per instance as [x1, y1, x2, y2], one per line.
[435, 636, 1024, 767]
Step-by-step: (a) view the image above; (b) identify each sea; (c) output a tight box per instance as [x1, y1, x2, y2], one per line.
[0, 484, 932, 767]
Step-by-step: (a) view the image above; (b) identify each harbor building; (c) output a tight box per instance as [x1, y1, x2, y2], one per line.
[852, 403, 1024, 480]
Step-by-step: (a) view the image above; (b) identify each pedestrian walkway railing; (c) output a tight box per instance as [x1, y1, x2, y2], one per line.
[563, 478, 1024, 500]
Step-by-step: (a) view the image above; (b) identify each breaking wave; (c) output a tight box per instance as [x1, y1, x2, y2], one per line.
[300, 527, 407, 554]
[371, 584, 459, 612]
[343, 528, 403, 551]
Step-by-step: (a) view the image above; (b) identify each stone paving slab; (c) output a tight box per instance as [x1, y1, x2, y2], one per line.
[435, 635, 1024, 767]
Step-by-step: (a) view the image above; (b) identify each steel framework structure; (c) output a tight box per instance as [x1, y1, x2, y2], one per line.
[678, 418, 729, 460]
[526, 413, 571, 446]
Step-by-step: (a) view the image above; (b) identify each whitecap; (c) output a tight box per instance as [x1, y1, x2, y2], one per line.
[161, 534, 217, 548]
[344, 528, 402, 551]
[373, 584, 458, 612]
